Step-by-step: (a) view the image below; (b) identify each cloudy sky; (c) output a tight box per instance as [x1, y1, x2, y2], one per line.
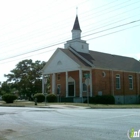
[0, 0, 140, 82]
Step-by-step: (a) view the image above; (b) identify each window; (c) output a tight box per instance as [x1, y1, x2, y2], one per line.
[57, 74, 60, 80]
[116, 74, 120, 89]
[83, 83, 87, 92]
[102, 71, 106, 77]
[129, 75, 133, 89]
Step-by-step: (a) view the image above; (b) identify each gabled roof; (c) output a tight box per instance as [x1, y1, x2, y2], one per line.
[72, 16, 82, 31]
[61, 48, 140, 72]
[88, 50, 140, 72]
[60, 48, 91, 67]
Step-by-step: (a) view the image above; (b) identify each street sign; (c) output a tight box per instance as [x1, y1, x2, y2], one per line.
[85, 78, 90, 86]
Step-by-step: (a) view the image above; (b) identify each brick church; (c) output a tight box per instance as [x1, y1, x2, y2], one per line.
[42, 15, 140, 104]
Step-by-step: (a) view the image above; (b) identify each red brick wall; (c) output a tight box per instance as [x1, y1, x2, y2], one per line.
[92, 69, 140, 96]
[49, 69, 140, 97]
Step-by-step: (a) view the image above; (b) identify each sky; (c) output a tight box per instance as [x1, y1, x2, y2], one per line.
[0, 0, 140, 83]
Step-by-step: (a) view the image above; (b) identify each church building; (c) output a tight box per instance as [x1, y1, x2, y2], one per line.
[42, 15, 140, 104]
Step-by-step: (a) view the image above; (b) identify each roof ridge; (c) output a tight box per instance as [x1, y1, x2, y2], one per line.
[89, 50, 135, 59]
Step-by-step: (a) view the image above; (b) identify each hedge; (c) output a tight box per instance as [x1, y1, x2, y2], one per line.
[47, 94, 57, 102]
[34, 93, 45, 102]
[88, 95, 115, 104]
[2, 94, 17, 103]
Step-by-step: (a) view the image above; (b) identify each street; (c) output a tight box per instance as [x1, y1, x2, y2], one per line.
[0, 106, 140, 140]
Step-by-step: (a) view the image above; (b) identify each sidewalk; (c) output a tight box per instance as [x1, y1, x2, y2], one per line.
[0, 100, 89, 109]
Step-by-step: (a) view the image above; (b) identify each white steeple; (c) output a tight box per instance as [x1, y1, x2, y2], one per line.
[64, 15, 89, 53]
[71, 15, 82, 40]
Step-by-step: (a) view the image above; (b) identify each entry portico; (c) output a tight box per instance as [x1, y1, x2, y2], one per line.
[42, 48, 93, 98]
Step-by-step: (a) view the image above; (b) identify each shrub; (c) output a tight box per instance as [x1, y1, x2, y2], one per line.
[88, 95, 115, 104]
[101, 95, 115, 104]
[2, 94, 17, 103]
[47, 94, 57, 102]
[34, 93, 45, 103]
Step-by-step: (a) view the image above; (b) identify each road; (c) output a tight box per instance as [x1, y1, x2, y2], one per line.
[0, 106, 140, 140]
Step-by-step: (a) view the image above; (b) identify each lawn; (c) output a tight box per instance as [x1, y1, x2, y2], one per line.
[0, 100, 140, 109]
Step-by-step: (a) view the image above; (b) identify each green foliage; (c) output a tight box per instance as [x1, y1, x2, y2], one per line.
[4, 59, 46, 99]
[0, 82, 11, 94]
[47, 94, 57, 102]
[2, 94, 17, 103]
[61, 97, 73, 102]
[89, 95, 115, 104]
[34, 93, 45, 103]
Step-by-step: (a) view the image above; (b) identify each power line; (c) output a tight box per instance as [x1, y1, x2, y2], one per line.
[0, 24, 139, 65]
[0, 0, 135, 45]
[0, 18, 140, 62]
[0, 5, 139, 57]
[87, 24, 140, 41]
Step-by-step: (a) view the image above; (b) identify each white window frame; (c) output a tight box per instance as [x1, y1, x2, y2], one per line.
[82, 83, 87, 92]
[57, 73, 60, 80]
[116, 74, 121, 89]
[129, 75, 133, 90]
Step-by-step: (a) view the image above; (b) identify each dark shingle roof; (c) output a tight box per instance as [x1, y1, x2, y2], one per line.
[61, 48, 140, 72]
[89, 50, 140, 72]
[72, 16, 82, 31]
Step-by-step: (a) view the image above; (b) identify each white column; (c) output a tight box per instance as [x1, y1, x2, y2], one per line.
[52, 73, 56, 94]
[66, 71, 68, 97]
[90, 70, 92, 97]
[42, 74, 44, 94]
[79, 69, 82, 97]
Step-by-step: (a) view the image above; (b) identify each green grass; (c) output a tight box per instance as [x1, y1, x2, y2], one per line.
[0, 100, 140, 108]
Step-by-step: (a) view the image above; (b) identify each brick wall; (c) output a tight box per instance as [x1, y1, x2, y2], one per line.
[49, 69, 140, 97]
[92, 69, 140, 96]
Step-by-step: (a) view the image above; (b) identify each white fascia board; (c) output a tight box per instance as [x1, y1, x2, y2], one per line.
[42, 48, 81, 74]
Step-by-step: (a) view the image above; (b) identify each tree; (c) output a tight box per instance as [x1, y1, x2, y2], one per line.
[4, 59, 46, 100]
[0, 82, 11, 95]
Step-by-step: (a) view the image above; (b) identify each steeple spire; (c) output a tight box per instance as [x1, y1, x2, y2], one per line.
[72, 15, 82, 31]
[64, 13, 89, 53]
[72, 14, 82, 40]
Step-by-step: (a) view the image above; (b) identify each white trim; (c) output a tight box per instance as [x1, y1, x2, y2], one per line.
[79, 69, 82, 97]
[69, 47, 94, 67]
[42, 74, 44, 94]
[82, 83, 87, 92]
[42, 48, 81, 75]
[94, 67, 140, 74]
[66, 72, 68, 97]
[90, 69, 92, 97]
[129, 75, 133, 90]
[52, 73, 56, 94]
[116, 74, 121, 89]
[112, 70, 114, 95]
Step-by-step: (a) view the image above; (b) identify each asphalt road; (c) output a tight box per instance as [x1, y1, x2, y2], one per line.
[0, 106, 140, 140]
